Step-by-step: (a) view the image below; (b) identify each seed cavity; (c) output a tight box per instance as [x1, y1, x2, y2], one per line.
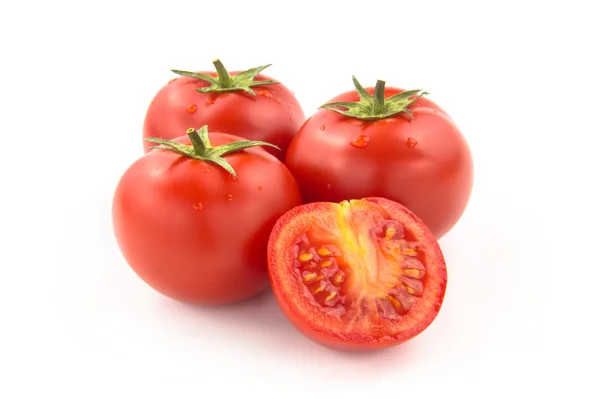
[294, 231, 346, 313]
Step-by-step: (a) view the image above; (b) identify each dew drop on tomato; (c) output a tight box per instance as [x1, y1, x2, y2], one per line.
[186, 104, 198, 114]
[168, 78, 177, 84]
[205, 98, 215, 105]
[275, 98, 282, 104]
[193, 202, 203, 211]
[258, 90, 273, 98]
[258, 186, 263, 191]
[350, 135, 370, 148]
[226, 194, 233, 202]
[320, 125, 326, 131]
[406, 137, 418, 148]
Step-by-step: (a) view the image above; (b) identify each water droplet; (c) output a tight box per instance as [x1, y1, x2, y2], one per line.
[319, 125, 326, 131]
[226, 194, 233, 202]
[350, 135, 370, 148]
[406, 137, 418, 148]
[258, 185, 263, 191]
[326, 183, 331, 190]
[289, 117, 293, 121]
[275, 98, 282, 104]
[258, 90, 273, 98]
[193, 202, 203, 211]
[168, 78, 177, 84]
[204, 168, 210, 173]
[229, 174, 237, 182]
[186, 104, 198, 114]
[287, 105, 292, 109]
[205, 97, 215, 105]
[150, 100, 156, 105]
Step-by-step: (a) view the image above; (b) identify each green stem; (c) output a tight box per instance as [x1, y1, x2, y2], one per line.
[319, 76, 428, 121]
[171, 59, 279, 95]
[372, 80, 386, 115]
[146, 125, 280, 177]
[212, 59, 232, 88]
[187, 127, 208, 154]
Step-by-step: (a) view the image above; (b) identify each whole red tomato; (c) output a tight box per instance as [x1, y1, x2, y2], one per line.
[268, 197, 447, 351]
[113, 126, 302, 305]
[143, 59, 305, 161]
[285, 76, 473, 239]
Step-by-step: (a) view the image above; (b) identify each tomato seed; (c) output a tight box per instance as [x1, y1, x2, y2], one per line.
[298, 253, 313, 262]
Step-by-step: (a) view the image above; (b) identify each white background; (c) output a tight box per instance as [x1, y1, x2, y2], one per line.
[1, 0, 598, 397]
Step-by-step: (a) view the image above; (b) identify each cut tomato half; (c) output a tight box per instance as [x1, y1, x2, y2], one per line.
[267, 197, 447, 350]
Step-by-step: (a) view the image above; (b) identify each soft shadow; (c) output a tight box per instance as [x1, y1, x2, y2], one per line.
[156, 288, 316, 353]
[154, 289, 420, 373]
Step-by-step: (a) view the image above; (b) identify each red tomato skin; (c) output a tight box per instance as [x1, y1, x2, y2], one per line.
[112, 133, 302, 305]
[284, 87, 473, 239]
[143, 72, 305, 161]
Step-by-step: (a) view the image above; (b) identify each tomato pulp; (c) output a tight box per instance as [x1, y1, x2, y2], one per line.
[268, 197, 447, 350]
[285, 77, 474, 239]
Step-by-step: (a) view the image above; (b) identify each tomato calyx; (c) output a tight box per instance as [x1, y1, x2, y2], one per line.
[171, 58, 279, 96]
[319, 76, 428, 121]
[146, 126, 279, 176]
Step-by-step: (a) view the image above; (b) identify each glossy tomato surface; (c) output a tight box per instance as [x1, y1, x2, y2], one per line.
[285, 87, 473, 239]
[268, 197, 447, 351]
[143, 72, 305, 161]
[113, 133, 302, 305]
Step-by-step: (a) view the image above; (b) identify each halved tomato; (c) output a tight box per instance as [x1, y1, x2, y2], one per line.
[267, 197, 447, 351]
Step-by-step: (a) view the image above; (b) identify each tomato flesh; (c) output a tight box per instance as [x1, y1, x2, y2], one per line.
[268, 197, 447, 350]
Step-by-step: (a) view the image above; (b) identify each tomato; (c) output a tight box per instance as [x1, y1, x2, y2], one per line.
[143, 59, 305, 161]
[268, 197, 447, 351]
[284, 76, 474, 239]
[112, 126, 302, 305]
